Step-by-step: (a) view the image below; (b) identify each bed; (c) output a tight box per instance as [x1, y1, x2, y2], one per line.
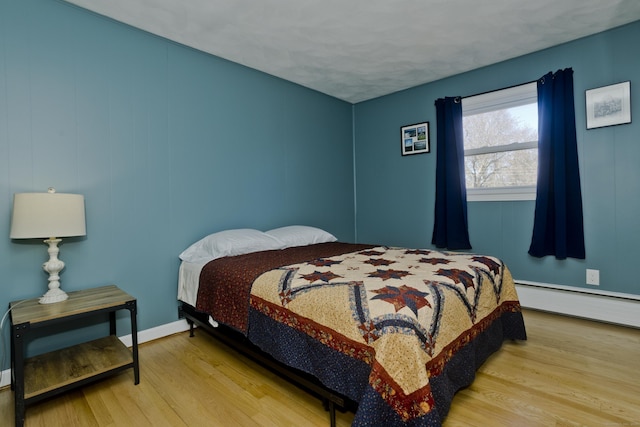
[177, 226, 527, 426]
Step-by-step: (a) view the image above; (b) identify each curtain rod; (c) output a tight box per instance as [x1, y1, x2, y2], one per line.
[461, 78, 538, 100]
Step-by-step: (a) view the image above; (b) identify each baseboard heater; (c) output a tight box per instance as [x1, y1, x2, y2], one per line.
[178, 303, 350, 427]
[515, 281, 640, 328]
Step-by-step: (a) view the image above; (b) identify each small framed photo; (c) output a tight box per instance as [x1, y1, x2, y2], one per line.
[585, 81, 631, 129]
[401, 122, 430, 156]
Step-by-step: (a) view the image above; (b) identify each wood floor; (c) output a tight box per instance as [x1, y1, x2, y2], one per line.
[1, 309, 639, 426]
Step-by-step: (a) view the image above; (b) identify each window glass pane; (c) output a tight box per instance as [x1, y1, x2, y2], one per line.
[463, 104, 537, 150]
[465, 148, 538, 188]
[463, 95, 538, 193]
[509, 103, 538, 134]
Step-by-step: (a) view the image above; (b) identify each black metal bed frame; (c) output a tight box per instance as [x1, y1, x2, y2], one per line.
[178, 303, 351, 427]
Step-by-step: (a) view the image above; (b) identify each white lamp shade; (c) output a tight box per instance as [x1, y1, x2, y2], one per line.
[10, 192, 86, 239]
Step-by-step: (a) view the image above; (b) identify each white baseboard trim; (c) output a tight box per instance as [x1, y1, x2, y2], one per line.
[0, 371, 11, 388]
[0, 319, 191, 389]
[118, 319, 191, 347]
[515, 281, 640, 328]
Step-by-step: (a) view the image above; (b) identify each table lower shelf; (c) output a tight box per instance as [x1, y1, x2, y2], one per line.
[24, 335, 134, 400]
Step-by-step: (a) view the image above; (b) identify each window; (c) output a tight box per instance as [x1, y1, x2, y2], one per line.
[462, 82, 538, 201]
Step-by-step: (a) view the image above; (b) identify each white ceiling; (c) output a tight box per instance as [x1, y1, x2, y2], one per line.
[64, 0, 640, 104]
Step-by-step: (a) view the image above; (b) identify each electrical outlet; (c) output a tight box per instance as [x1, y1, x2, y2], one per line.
[586, 269, 600, 286]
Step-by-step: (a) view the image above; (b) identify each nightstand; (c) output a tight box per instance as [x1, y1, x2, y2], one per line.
[9, 285, 139, 427]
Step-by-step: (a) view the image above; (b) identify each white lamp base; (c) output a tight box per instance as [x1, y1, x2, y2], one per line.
[39, 287, 69, 304]
[39, 238, 69, 304]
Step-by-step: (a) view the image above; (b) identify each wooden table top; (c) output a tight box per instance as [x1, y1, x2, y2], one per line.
[9, 285, 135, 326]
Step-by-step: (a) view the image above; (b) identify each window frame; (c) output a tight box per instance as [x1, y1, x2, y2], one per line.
[462, 82, 538, 202]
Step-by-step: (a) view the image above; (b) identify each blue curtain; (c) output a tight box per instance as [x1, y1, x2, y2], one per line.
[529, 68, 585, 259]
[432, 97, 471, 250]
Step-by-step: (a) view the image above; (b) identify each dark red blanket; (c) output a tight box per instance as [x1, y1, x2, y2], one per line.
[196, 242, 375, 333]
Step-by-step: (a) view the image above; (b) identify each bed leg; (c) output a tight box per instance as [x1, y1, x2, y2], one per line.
[187, 319, 195, 337]
[322, 398, 337, 427]
[327, 400, 336, 427]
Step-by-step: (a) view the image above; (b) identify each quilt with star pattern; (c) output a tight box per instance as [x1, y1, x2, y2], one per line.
[195, 242, 526, 426]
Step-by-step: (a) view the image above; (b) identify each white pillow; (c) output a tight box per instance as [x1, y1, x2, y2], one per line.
[265, 225, 337, 248]
[179, 228, 285, 263]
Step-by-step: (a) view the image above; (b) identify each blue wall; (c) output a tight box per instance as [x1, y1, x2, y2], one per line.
[354, 21, 640, 296]
[0, 0, 355, 361]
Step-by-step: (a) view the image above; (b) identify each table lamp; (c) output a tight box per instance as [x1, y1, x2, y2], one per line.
[10, 188, 86, 304]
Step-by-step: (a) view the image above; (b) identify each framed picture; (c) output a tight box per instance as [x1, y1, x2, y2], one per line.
[401, 122, 430, 156]
[585, 81, 631, 129]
